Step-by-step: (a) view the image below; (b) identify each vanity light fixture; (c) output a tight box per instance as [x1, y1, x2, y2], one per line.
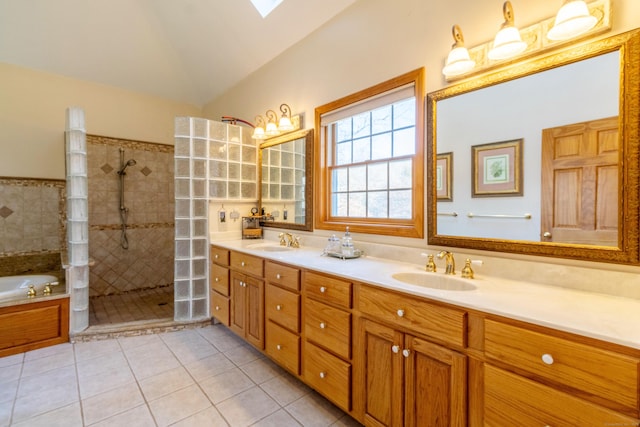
[487, 1, 527, 61]
[278, 103, 294, 131]
[547, 0, 598, 40]
[252, 116, 266, 140]
[265, 110, 280, 137]
[442, 25, 476, 77]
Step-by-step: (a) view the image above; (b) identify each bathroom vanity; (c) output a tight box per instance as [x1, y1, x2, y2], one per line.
[209, 241, 640, 426]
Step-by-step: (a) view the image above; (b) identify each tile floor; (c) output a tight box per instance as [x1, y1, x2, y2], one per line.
[88, 286, 174, 326]
[0, 324, 362, 427]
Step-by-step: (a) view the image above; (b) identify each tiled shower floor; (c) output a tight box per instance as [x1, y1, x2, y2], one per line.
[88, 285, 174, 326]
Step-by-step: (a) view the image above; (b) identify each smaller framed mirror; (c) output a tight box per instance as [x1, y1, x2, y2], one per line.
[259, 128, 313, 231]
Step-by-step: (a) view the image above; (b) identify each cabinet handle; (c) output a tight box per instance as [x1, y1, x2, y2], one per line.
[241, 261, 245, 267]
[276, 304, 282, 311]
[319, 372, 326, 379]
[319, 322, 326, 329]
[320, 286, 326, 293]
[541, 353, 554, 365]
[391, 345, 400, 353]
[397, 309, 405, 317]
[276, 344, 282, 350]
[402, 349, 410, 358]
[276, 273, 281, 279]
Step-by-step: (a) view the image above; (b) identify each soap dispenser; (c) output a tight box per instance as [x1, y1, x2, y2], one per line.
[341, 227, 354, 257]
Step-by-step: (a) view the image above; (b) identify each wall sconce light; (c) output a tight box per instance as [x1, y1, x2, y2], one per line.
[251, 104, 301, 139]
[547, 0, 597, 40]
[488, 1, 527, 61]
[252, 116, 266, 140]
[442, 0, 611, 81]
[265, 110, 280, 136]
[278, 104, 294, 131]
[442, 25, 476, 77]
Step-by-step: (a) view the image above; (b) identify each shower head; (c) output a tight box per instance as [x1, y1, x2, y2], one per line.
[118, 159, 137, 174]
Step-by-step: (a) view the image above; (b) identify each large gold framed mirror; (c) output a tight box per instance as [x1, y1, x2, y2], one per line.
[427, 29, 640, 264]
[259, 128, 313, 232]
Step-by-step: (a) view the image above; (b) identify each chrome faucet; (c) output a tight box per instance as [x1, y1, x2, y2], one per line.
[437, 250, 456, 275]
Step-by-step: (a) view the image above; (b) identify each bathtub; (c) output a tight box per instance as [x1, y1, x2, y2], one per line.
[0, 274, 59, 301]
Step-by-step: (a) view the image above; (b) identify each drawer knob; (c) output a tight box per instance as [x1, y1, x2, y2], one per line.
[276, 304, 282, 311]
[319, 322, 326, 329]
[276, 344, 282, 350]
[397, 309, 405, 317]
[319, 372, 326, 379]
[215, 306, 220, 311]
[391, 345, 400, 353]
[402, 349, 411, 358]
[276, 273, 281, 279]
[215, 277, 219, 282]
[241, 261, 245, 267]
[320, 286, 327, 293]
[541, 353, 554, 365]
[214, 254, 219, 259]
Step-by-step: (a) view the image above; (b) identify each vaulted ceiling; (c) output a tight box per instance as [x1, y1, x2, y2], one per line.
[0, 0, 357, 107]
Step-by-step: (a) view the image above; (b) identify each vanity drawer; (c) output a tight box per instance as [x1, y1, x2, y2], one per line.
[210, 246, 229, 266]
[303, 271, 352, 309]
[484, 319, 639, 414]
[358, 284, 466, 347]
[484, 364, 640, 426]
[210, 264, 229, 296]
[304, 341, 351, 411]
[230, 251, 264, 277]
[265, 283, 300, 333]
[210, 292, 230, 326]
[266, 320, 300, 375]
[265, 261, 300, 291]
[305, 298, 351, 360]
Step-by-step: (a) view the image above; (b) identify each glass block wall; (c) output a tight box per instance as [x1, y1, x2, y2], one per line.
[65, 107, 91, 333]
[174, 117, 257, 321]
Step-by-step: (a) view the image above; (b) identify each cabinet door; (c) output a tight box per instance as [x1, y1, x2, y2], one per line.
[405, 335, 467, 427]
[230, 272, 246, 336]
[245, 275, 264, 349]
[356, 318, 404, 427]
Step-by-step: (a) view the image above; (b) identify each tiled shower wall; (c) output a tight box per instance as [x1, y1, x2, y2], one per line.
[0, 177, 65, 278]
[87, 135, 174, 297]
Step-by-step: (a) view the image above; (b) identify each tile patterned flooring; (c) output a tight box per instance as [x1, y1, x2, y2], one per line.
[88, 286, 174, 326]
[0, 324, 362, 427]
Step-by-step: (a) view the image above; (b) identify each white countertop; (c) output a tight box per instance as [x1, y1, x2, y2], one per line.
[214, 239, 640, 350]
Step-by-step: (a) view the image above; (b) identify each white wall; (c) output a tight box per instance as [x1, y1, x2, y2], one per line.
[0, 62, 201, 180]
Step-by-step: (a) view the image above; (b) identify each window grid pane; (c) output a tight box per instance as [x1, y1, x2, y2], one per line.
[327, 97, 415, 219]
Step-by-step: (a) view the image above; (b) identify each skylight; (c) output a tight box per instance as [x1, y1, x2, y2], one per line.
[251, 0, 284, 18]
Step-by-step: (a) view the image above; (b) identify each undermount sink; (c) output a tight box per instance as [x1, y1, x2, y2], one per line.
[391, 272, 477, 291]
[247, 243, 295, 252]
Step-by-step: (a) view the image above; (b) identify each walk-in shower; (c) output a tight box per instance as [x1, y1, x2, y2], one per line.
[117, 148, 136, 249]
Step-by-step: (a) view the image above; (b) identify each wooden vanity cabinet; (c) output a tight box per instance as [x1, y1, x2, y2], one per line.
[355, 284, 467, 427]
[229, 251, 264, 349]
[302, 271, 353, 413]
[209, 246, 230, 325]
[264, 261, 301, 375]
[480, 317, 640, 425]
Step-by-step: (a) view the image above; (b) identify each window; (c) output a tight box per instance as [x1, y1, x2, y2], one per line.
[315, 68, 424, 238]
